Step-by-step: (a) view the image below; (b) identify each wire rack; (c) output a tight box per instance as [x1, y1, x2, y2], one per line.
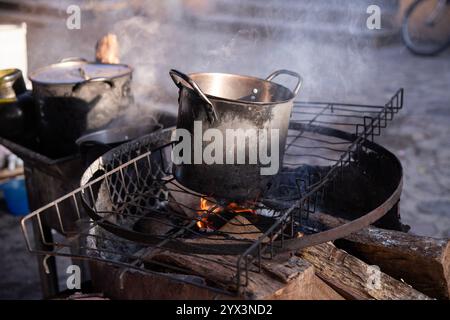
[21, 88, 404, 296]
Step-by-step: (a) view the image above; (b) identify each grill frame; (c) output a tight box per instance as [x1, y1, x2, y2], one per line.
[21, 89, 404, 295]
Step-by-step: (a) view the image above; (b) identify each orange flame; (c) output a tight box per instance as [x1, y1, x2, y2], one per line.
[197, 197, 221, 229]
[197, 198, 256, 230]
[227, 202, 256, 214]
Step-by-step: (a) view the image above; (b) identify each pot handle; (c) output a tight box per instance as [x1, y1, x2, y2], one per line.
[266, 69, 303, 96]
[60, 57, 88, 63]
[169, 69, 219, 124]
[73, 77, 115, 92]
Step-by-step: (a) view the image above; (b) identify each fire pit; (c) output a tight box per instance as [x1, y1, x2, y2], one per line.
[23, 88, 448, 300]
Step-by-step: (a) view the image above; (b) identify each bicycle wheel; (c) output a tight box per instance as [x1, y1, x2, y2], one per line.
[402, 0, 450, 56]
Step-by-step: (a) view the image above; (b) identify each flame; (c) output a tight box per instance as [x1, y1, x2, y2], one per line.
[197, 197, 221, 229]
[227, 202, 255, 214]
[196, 198, 256, 230]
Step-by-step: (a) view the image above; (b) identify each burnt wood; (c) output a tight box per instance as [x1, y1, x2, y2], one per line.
[141, 216, 343, 300]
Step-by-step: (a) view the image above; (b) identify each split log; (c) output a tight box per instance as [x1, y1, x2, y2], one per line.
[144, 215, 343, 300]
[310, 212, 450, 299]
[297, 241, 432, 300]
[260, 255, 344, 300]
[148, 247, 343, 300]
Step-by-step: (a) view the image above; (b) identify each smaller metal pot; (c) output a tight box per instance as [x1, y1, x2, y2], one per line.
[76, 124, 162, 166]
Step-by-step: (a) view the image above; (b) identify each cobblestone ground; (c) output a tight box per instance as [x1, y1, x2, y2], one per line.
[0, 212, 42, 299]
[375, 48, 450, 238]
[0, 2, 449, 298]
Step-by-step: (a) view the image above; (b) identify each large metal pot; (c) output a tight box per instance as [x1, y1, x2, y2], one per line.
[29, 58, 133, 158]
[0, 69, 35, 144]
[170, 69, 302, 201]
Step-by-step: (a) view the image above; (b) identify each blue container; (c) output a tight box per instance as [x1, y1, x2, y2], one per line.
[0, 177, 29, 216]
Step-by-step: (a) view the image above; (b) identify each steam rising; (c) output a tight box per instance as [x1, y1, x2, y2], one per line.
[29, 1, 387, 124]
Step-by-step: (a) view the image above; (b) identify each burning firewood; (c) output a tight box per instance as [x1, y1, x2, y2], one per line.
[142, 214, 343, 299]
[104, 177, 441, 300]
[138, 211, 436, 299]
[95, 33, 120, 64]
[167, 179, 260, 231]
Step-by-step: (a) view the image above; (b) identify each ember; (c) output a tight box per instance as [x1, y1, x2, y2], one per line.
[197, 197, 256, 231]
[197, 197, 221, 230]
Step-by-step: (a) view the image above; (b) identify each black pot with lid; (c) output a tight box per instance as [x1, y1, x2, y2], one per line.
[29, 58, 133, 158]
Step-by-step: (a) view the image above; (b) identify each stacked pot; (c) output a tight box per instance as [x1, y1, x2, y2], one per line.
[29, 58, 133, 157]
[0, 58, 133, 158]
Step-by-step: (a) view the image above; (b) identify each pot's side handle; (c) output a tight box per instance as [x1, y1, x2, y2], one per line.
[169, 69, 219, 124]
[72, 77, 115, 93]
[266, 69, 303, 97]
[60, 57, 88, 63]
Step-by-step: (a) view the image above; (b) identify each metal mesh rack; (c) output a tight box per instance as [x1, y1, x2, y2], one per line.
[21, 88, 404, 296]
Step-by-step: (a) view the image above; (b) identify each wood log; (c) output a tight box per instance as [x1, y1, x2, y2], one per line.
[260, 255, 344, 300]
[138, 213, 433, 300]
[148, 248, 343, 300]
[310, 212, 450, 299]
[144, 215, 343, 300]
[90, 260, 231, 300]
[297, 241, 432, 300]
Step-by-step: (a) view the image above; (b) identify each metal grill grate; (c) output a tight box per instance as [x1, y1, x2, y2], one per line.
[21, 89, 404, 295]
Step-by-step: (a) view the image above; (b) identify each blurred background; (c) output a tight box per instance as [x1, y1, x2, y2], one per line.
[0, 0, 449, 299]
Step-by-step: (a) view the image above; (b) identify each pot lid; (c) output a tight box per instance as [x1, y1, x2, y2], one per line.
[29, 59, 131, 84]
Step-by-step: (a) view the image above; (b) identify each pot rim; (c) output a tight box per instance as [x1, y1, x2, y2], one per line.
[75, 124, 162, 146]
[181, 72, 300, 106]
[0, 68, 23, 84]
[28, 60, 133, 86]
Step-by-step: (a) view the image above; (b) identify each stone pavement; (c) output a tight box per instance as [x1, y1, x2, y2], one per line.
[0, 212, 41, 299]
[374, 47, 450, 238]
